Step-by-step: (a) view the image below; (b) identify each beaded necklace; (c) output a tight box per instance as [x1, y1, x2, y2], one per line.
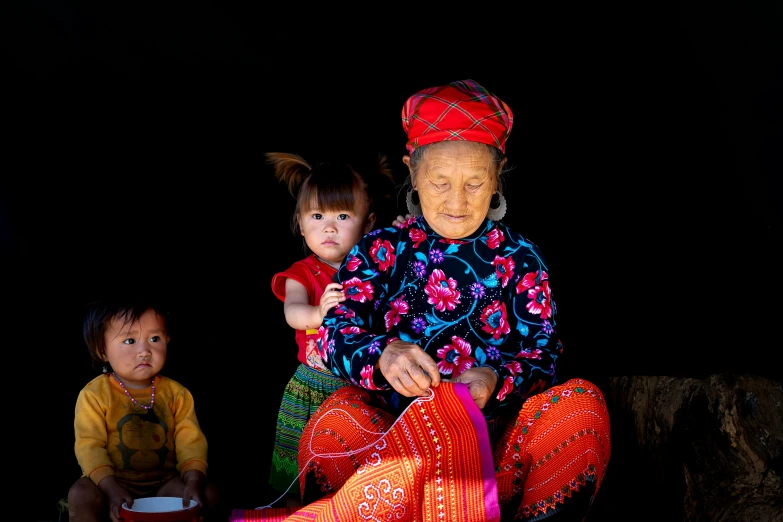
[112, 372, 155, 411]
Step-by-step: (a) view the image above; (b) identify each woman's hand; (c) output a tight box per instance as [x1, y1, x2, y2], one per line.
[446, 367, 498, 410]
[378, 340, 441, 397]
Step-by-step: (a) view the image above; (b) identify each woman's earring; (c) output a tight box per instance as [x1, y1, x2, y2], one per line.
[406, 189, 422, 217]
[102, 364, 108, 374]
[487, 192, 506, 222]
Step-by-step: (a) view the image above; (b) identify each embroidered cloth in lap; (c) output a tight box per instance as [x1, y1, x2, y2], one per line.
[230, 382, 500, 521]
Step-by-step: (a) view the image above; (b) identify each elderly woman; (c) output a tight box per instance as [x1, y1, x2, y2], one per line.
[236, 80, 611, 522]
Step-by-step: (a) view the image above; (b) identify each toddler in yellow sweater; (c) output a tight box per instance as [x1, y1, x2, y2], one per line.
[67, 299, 219, 521]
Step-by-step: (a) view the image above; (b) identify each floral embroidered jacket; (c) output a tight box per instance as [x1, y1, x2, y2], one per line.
[319, 215, 562, 426]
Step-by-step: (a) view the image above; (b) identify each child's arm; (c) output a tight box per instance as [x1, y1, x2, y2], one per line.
[170, 383, 209, 509]
[74, 389, 115, 484]
[74, 387, 134, 521]
[284, 278, 344, 331]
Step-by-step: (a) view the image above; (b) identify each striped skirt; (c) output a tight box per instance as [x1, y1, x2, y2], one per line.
[268, 363, 349, 496]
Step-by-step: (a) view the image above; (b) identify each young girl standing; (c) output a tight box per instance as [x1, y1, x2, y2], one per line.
[266, 152, 394, 507]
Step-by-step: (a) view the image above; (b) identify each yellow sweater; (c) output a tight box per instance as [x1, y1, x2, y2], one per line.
[73, 374, 208, 495]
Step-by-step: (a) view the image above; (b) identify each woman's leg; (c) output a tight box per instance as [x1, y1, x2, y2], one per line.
[494, 379, 612, 520]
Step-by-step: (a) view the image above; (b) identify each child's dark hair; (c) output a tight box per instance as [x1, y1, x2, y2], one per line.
[83, 298, 170, 373]
[266, 152, 395, 255]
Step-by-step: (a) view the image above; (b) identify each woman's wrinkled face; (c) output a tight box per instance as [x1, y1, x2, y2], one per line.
[404, 141, 500, 239]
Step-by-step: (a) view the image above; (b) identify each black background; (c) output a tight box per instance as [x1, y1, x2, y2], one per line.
[3, 3, 781, 521]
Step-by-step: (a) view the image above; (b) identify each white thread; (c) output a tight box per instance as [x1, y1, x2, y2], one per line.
[255, 388, 436, 509]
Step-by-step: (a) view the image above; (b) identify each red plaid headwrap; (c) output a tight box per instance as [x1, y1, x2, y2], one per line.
[401, 79, 514, 155]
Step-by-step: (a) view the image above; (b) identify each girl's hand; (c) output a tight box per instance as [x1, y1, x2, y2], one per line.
[392, 214, 414, 227]
[318, 282, 345, 318]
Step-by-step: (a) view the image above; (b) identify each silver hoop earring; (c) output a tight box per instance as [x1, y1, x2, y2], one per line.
[487, 192, 507, 222]
[406, 189, 422, 217]
[102, 365, 108, 374]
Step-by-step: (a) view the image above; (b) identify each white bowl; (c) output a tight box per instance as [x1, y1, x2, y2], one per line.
[122, 497, 199, 512]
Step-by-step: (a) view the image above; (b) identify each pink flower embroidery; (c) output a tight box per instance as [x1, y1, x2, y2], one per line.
[370, 238, 395, 272]
[480, 300, 511, 339]
[384, 296, 409, 332]
[346, 255, 362, 271]
[515, 348, 543, 360]
[436, 336, 476, 377]
[526, 280, 553, 319]
[334, 305, 356, 319]
[486, 227, 505, 249]
[516, 270, 548, 295]
[396, 216, 417, 229]
[339, 326, 365, 335]
[503, 361, 522, 376]
[360, 365, 383, 390]
[316, 326, 329, 362]
[491, 255, 515, 288]
[424, 269, 461, 312]
[409, 228, 427, 248]
[342, 277, 374, 303]
[497, 376, 515, 402]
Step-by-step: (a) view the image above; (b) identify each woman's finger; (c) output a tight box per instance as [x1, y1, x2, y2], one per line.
[407, 364, 433, 392]
[416, 353, 441, 387]
[394, 369, 428, 397]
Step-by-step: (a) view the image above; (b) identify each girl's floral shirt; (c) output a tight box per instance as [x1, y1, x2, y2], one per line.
[318, 215, 562, 425]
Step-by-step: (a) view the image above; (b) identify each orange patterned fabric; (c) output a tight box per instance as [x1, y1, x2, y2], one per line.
[494, 378, 611, 519]
[230, 379, 610, 521]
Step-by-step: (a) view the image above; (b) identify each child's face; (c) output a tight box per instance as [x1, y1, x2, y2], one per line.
[299, 198, 375, 268]
[102, 308, 168, 389]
